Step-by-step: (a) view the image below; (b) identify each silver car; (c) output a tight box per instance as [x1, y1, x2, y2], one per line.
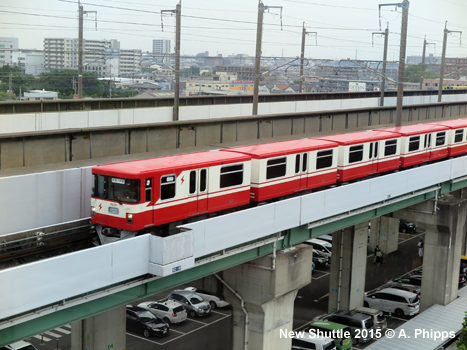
[184, 287, 230, 309]
[138, 299, 187, 325]
[167, 290, 211, 317]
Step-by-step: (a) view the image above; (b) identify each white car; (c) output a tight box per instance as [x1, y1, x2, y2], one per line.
[184, 287, 230, 309]
[364, 287, 419, 317]
[2, 341, 37, 350]
[137, 299, 187, 324]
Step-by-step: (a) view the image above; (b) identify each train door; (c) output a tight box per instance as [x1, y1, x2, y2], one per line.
[369, 141, 379, 174]
[144, 178, 154, 225]
[295, 153, 308, 190]
[423, 133, 432, 162]
[189, 168, 208, 214]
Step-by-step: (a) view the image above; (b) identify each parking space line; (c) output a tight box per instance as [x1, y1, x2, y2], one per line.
[44, 331, 62, 338]
[314, 293, 329, 302]
[158, 314, 231, 345]
[389, 316, 407, 322]
[33, 335, 51, 342]
[55, 327, 71, 335]
[168, 329, 185, 335]
[185, 318, 209, 325]
[211, 310, 229, 316]
[312, 272, 329, 280]
[126, 332, 166, 345]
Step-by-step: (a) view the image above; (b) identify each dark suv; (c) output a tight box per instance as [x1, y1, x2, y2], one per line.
[126, 305, 169, 338]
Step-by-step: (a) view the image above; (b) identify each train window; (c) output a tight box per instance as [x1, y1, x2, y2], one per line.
[93, 174, 140, 203]
[316, 149, 333, 169]
[200, 169, 207, 192]
[302, 153, 308, 172]
[189, 171, 196, 194]
[348, 145, 363, 163]
[455, 129, 464, 143]
[375, 142, 379, 157]
[384, 139, 397, 156]
[369, 142, 373, 159]
[409, 136, 420, 152]
[295, 154, 300, 174]
[145, 178, 152, 202]
[161, 175, 176, 200]
[220, 164, 243, 188]
[266, 157, 287, 179]
[436, 131, 446, 146]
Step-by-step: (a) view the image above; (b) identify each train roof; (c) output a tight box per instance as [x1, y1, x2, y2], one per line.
[222, 138, 338, 159]
[379, 123, 449, 136]
[315, 130, 400, 145]
[429, 119, 467, 129]
[92, 150, 250, 177]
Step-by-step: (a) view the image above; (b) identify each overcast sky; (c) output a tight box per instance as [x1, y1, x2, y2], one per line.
[1, 0, 466, 62]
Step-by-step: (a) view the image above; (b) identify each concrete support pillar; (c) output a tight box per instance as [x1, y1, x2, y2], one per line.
[411, 195, 467, 312]
[328, 222, 367, 313]
[71, 306, 126, 350]
[222, 244, 313, 350]
[369, 217, 399, 255]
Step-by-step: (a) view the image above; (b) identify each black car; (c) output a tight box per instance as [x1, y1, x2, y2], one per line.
[313, 249, 329, 267]
[126, 305, 169, 338]
[399, 219, 417, 233]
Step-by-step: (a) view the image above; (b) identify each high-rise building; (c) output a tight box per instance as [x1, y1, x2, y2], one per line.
[0, 37, 19, 66]
[43, 38, 141, 77]
[152, 39, 171, 61]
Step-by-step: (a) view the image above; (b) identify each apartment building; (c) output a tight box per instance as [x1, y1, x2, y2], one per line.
[152, 39, 171, 62]
[0, 37, 19, 66]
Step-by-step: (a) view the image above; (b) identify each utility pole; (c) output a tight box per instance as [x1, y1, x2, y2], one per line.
[162, 3, 181, 121]
[438, 22, 462, 102]
[379, 0, 409, 126]
[253, 1, 282, 115]
[252, 1, 264, 116]
[8, 72, 12, 100]
[77, 1, 97, 99]
[420, 36, 435, 90]
[299, 23, 317, 93]
[373, 24, 389, 106]
[78, 3, 83, 99]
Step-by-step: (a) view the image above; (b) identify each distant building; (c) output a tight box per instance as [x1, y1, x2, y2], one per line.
[43, 38, 141, 77]
[12, 51, 46, 76]
[185, 80, 230, 96]
[152, 39, 171, 62]
[214, 65, 266, 81]
[445, 57, 467, 80]
[422, 78, 467, 90]
[0, 37, 19, 66]
[23, 90, 58, 101]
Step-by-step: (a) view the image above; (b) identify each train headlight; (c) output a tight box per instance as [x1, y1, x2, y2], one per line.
[126, 213, 133, 224]
[91, 206, 96, 217]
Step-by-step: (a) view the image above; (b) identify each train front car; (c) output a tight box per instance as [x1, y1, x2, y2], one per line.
[91, 151, 252, 244]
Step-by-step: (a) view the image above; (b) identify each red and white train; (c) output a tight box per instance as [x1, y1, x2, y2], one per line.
[91, 118, 467, 244]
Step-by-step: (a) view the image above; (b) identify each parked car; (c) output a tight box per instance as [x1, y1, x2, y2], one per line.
[292, 334, 336, 350]
[167, 290, 211, 317]
[308, 320, 353, 350]
[306, 239, 332, 263]
[126, 305, 169, 338]
[399, 219, 417, 233]
[313, 249, 329, 267]
[184, 287, 230, 309]
[351, 306, 387, 330]
[389, 275, 422, 295]
[317, 234, 333, 244]
[313, 311, 374, 344]
[137, 298, 187, 324]
[364, 288, 420, 317]
[0, 341, 37, 350]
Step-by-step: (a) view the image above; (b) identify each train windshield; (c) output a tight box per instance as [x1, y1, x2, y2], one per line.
[93, 174, 140, 203]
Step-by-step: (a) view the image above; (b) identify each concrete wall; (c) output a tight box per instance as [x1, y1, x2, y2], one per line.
[2, 101, 467, 171]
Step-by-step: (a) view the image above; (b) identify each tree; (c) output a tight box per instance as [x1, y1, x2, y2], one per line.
[0, 65, 37, 98]
[0, 90, 16, 101]
[37, 70, 105, 99]
[458, 311, 467, 350]
[404, 63, 439, 83]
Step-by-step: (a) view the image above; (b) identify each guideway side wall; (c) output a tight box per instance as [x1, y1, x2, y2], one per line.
[222, 244, 313, 350]
[1, 100, 466, 171]
[329, 222, 368, 313]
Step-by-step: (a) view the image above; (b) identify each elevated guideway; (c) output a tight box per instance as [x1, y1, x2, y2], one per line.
[1, 90, 467, 134]
[2, 156, 467, 346]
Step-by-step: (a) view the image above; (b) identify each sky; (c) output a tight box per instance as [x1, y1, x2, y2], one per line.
[1, 0, 466, 63]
